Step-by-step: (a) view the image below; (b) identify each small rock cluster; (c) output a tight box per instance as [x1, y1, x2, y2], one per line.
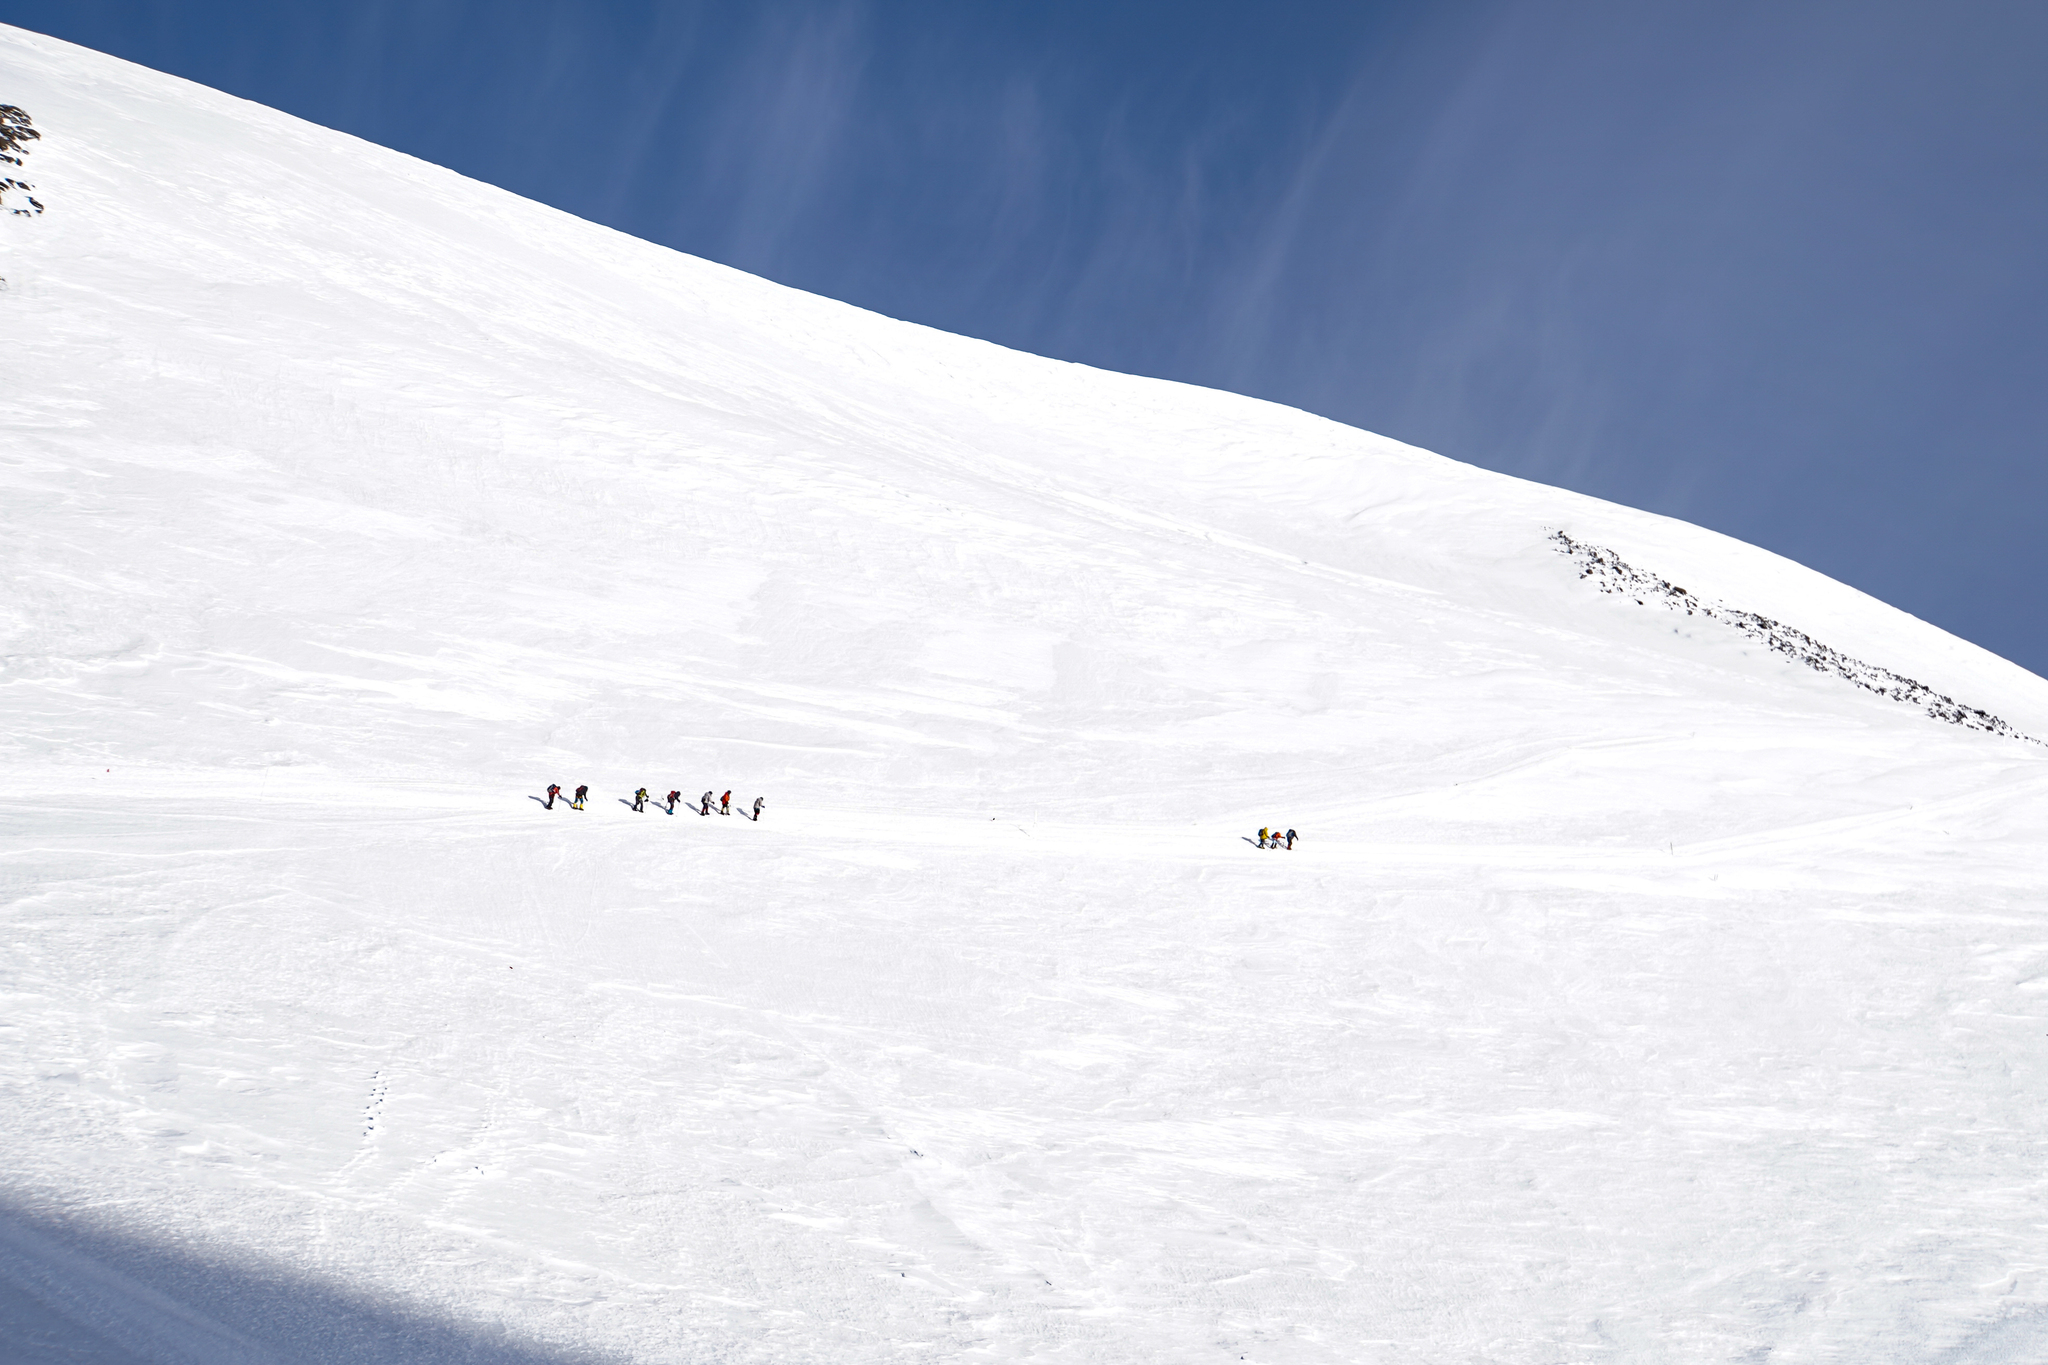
[1550, 529, 2037, 744]
[1, 105, 44, 217]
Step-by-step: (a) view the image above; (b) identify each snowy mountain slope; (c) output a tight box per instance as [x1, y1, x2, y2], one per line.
[4, 22, 2048, 1365]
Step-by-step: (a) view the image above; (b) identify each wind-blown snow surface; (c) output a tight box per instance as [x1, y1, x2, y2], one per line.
[4, 23, 2048, 1365]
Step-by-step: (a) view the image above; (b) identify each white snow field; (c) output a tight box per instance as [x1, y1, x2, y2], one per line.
[4, 23, 2048, 1365]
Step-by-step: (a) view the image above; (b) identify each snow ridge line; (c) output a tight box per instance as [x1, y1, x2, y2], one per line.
[1549, 530, 2040, 744]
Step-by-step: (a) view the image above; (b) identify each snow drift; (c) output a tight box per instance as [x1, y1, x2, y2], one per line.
[4, 23, 2048, 1365]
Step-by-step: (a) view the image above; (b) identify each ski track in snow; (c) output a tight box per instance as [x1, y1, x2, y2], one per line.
[3, 22, 2048, 1365]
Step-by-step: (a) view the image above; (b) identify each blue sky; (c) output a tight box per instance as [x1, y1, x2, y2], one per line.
[8, 1, 2046, 674]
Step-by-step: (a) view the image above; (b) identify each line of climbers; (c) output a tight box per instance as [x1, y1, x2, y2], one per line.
[544, 784, 765, 821]
[544, 784, 1289, 850]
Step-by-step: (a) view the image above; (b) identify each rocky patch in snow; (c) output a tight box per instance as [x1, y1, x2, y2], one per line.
[1552, 530, 2038, 744]
[0, 104, 43, 217]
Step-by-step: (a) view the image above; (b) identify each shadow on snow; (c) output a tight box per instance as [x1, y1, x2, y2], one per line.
[0, 1195, 624, 1365]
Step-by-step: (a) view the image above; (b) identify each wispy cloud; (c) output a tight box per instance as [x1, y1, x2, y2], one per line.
[691, 1, 872, 275]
